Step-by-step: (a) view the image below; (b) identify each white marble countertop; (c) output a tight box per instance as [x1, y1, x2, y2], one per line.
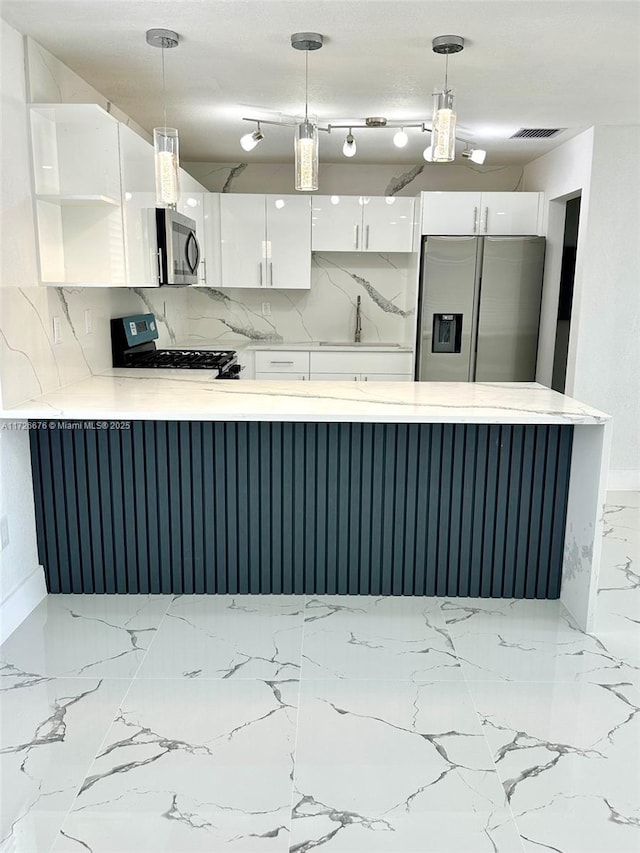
[0, 372, 610, 425]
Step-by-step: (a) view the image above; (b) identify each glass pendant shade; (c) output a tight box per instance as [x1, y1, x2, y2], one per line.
[295, 119, 319, 192]
[431, 90, 456, 162]
[154, 127, 180, 206]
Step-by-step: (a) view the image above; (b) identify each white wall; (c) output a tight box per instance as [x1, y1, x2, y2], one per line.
[525, 126, 640, 487]
[184, 160, 525, 196]
[0, 20, 47, 639]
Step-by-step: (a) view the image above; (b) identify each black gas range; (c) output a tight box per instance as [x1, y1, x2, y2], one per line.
[111, 314, 241, 379]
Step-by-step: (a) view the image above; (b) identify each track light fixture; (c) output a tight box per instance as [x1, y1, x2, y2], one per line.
[393, 128, 409, 148]
[462, 146, 487, 165]
[342, 129, 357, 157]
[240, 124, 264, 152]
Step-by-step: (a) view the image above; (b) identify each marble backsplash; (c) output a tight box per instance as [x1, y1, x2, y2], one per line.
[187, 252, 416, 347]
[0, 252, 415, 407]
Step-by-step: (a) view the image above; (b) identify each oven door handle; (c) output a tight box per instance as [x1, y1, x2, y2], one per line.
[185, 231, 200, 275]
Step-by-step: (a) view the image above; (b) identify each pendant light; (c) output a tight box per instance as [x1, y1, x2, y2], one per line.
[431, 35, 464, 163]
[291, 32, 323, 192]
[146, 28, 180, 207]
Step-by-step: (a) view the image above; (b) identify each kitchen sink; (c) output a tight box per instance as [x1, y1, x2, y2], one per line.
[318, 341, 401, 347]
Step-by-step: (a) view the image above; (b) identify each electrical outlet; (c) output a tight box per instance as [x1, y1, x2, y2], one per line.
[84, 308, 93, 335]
[52, 315, 62, 345]
[261, 302, 271, 317]
[0, 516, 9, 551]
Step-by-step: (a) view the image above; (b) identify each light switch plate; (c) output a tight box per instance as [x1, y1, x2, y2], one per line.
[52, 315, 62, 344]
[84, 308, 93, 335]
[261, 302, 271, 317]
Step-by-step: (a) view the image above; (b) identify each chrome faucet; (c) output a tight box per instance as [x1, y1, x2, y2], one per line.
[354, 295, 362, 343]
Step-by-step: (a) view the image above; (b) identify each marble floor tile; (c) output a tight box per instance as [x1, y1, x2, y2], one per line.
[135, 595, 305, 680]
[1, 675, 129, 853]
[0, 594, 172, 678]
[301, 596, 462, 681]
[290, 678, 521, 851]
[442, 598, 640, 688]
[469, 680, 640, 853]
[51, 677, 299, 852]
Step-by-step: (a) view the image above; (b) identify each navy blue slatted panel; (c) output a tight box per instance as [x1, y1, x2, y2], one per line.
[120, 426, 137, 593]
[503, 425, 524, 598]
[201, 422, 216, 593]
[548, 427, 573, 598]
[29, 421, 573, 600]
[190, 422, 204, 594]
[293, 424, 307, 595]
[457, 425, 476, 596]
[60, 431, 81, 593]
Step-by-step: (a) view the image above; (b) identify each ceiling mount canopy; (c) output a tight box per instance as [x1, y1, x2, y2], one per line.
[240, 31, 485, 191]
[431, 34, 465, 55]
[145, 28, 179, 50]
[291, 32, 324, 51]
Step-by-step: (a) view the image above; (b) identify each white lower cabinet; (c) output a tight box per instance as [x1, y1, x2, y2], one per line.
[309, 350, 413, 381]
[310, 372, 411, 381]
[252, 349, 414, 381]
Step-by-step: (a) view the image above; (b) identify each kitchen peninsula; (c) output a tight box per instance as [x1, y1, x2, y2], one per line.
[1, 376, 610, 633]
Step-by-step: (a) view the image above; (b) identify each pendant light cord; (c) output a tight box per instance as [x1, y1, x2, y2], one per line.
[161, 43, 167, 131]
[444, 52, 449, 93]
[305, 49, 309, 121]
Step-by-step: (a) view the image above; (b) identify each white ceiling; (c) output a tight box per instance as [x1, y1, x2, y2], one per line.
[2, 0, 640, 166]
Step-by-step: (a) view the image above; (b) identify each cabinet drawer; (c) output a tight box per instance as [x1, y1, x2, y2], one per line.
[254, 351, 310, 373]
[310, 351, 412, 375]
[255, 372, 308, 381]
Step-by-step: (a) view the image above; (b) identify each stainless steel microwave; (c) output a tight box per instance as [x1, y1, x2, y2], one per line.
[151, 208, 200, 285]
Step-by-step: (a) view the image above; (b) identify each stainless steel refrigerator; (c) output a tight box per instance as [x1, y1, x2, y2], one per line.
[415, 236, 545, 381]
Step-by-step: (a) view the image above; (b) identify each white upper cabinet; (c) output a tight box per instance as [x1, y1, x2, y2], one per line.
[118, 123, 156, 286]
[420, 191, 542, 236]
[30, 104, 126, 286]
[30, 103, 209, 287]
[220, 194, 311, 288]
[311, 196, 414, 252]
[362, 197, 415, 251]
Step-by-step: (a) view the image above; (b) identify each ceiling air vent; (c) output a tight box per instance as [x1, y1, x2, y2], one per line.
[510, 128, 565, 139]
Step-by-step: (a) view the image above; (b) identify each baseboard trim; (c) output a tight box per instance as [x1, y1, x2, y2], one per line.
[0, 566, 47, 644]
[607, 469, 640, 491]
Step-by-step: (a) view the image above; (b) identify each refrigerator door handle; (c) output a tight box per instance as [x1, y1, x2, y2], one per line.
[483, 207, 489, 233]
[473, 206, 478, 234]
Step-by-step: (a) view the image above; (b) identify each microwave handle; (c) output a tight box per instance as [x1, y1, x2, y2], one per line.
[185, 230, 200, 275]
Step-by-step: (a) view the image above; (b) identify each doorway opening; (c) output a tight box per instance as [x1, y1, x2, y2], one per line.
[551, 195, 581, 393]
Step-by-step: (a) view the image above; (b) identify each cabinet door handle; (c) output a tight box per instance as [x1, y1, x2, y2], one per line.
[354, 224, 359, 249]
[484, 206, 489, 233]
[269, 261, 273, 287]
[302, 375, 306, 381]
[269, 360, 294, 364]
[199, 258, 207, 284]
[473, 206, 478, 234]
[353, 375, 357, 381]
[365, 224, 370, 249]
[259, 262, 263, 286]
[364, 375, 368, 381]
[154, 248, 162, 283]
